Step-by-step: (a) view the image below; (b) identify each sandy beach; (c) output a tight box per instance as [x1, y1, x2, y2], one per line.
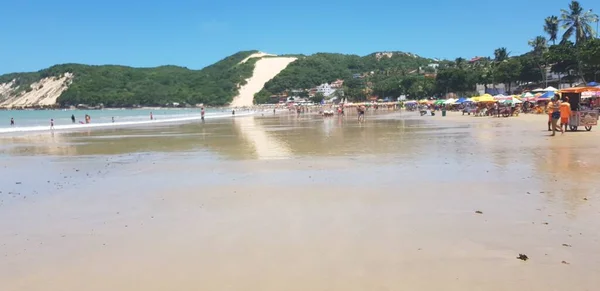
[1, 110, 599, 291]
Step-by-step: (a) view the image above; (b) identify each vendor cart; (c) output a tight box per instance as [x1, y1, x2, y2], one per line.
[560, 87, 600, 131]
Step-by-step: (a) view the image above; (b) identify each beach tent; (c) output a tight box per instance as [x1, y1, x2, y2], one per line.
[543, 86, 558, 92]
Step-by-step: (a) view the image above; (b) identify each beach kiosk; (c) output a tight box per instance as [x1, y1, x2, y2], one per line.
[559, 87, 600, 131]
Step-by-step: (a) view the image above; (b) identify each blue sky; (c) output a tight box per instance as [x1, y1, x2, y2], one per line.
[0, 0, 597, 74]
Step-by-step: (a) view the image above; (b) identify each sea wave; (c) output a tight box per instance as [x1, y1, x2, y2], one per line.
[0, 112, 255, 134]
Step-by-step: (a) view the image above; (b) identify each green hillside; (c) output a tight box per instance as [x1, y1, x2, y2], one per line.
[0, 50, 259, 107]
[254, 52, 434, 103]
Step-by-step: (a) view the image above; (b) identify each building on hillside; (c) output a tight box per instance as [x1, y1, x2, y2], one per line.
[331, 79, 344, 88]
[428, 63, 439, 69]
[316, 83, 336, 97]
[352, 73, 362, 79]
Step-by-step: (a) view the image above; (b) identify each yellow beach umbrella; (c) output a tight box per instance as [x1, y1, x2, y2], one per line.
[478, 94, 495, 102]
[471, 96, 480, 102]
[419, 99, 429, 104]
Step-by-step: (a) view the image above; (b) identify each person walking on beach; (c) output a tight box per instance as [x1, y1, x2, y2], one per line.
[10, 118, 14, 126]
[71, 114, 75, 123]
[549, 97, 563, 136]
[50, 119, 54, 130]
[357, 105, 366, 122]
[150, 112, 153, 120]
[232, 109, 235, 116]
[546, 99, 554, 131]
[201, 107, 205, 122]
[560, 96, 572, 132]
[112, 117, 115, 123]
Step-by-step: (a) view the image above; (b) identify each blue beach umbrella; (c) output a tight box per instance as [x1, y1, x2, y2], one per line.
[539, 91, 555, 99]
[588, 82, 599, 87]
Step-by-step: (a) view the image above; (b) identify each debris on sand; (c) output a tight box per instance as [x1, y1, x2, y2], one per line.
[517, 254, 529, 261]
[475, 211, 483, 214]
[583, 198, 588, 201]
[561, 260, 570, 265]
[562, 244, 572, 247]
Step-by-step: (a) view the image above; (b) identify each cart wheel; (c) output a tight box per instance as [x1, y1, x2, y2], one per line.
[570, 126, 578, 131]
[585, 126, 592, 131]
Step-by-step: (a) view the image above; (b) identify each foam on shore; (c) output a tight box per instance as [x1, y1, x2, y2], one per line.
[0, 111, 255, 134]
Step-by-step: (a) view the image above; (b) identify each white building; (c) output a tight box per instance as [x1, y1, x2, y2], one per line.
[316, 83, 336, 97]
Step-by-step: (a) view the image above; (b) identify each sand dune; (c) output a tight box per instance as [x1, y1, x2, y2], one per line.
[230, 55, 296, 107]
[238, 52, 275, 64]
[0, 73, 73, 108]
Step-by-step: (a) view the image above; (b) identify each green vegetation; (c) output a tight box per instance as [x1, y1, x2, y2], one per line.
[254, 52, 433, 103]
[0, 51, 260, 107]
[256, 0, 599, 103]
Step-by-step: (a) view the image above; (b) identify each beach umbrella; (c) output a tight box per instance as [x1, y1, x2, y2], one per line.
[543, 86, 558, 92]
[531, 88, 545, 92]
[455, 97, 467, 104]
[522, 92, 534, 98]
[477, 94, 495, 102]
[539, 91, 555, 99]
[587, 82, 599, 87]
[444, 98, 456, 105]
[493, 94, 511, 100]
[504, 98, 523, 104]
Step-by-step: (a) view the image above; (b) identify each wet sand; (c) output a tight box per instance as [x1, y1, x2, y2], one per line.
[1, 111, 599, 291]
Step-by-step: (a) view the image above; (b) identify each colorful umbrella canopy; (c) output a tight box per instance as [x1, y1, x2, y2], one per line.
[444, 98, 456, 105]
[522, 92, 535, 98]
[493, 94, 511, 100]
[539, 91, 555, 99]
[531, 88, 545, 92]
[543, 86, 558, 92]
[477, 94, 495, 102]
[455, 97, 468, 104]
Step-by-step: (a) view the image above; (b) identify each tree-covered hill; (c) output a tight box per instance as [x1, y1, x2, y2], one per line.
[0, 50, 259, 107]
[254, 52, 434, 103]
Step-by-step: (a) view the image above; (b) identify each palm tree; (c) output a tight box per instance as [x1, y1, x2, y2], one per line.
[528, 36, 549, 86]
[544, 16, 559, 44]
[528, 36, 548, 56]
[560, 1, 599, 45]
[494, 47, 510, 62]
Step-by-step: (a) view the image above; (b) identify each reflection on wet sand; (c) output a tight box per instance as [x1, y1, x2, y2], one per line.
[1, 111, 600, 291]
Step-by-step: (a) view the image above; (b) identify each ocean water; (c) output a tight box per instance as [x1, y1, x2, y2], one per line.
[0, 108, 253, 133]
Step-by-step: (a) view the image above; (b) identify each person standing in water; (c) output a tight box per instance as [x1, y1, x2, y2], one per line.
[112, 117, 115, 123]
[232, 109, 235, 116]
[357, 105, 366, 122]
[10, 118, 14, 126]
[71, 114, 75, 123]
[50, 119, 54, 130]
[201, 107, 205, 121]
[150, 112, 153, 120]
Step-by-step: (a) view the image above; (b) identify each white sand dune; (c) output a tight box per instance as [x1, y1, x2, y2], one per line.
[238, 52, 275, 64]
[230, 55, 296, 107]
[0, 73, 73, 108]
